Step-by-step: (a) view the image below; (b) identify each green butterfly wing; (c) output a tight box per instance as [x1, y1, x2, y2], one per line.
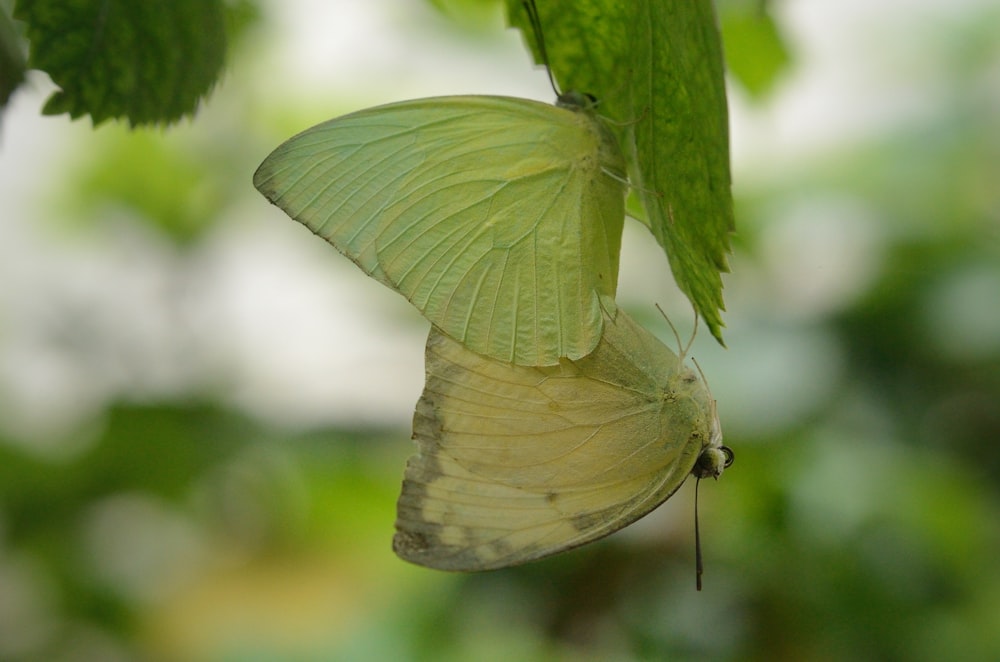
[254, 95, 627, 366]
[393, 309, 727, 571]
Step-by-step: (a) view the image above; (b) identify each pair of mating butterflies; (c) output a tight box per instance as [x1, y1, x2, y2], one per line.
[254, 90, 731, 572]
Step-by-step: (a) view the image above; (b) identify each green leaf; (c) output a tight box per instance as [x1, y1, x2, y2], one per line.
[15, 0, 228, 126]
[507, 0, 734, 343]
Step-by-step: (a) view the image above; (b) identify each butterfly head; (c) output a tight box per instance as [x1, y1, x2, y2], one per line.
[692, 407, 733, 481]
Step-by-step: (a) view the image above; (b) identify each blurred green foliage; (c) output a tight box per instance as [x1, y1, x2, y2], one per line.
[0, 0, 26, 108]
[1, 1, 999, 661]
[58, 126, 251, 243]
[719, 0, 789, 98]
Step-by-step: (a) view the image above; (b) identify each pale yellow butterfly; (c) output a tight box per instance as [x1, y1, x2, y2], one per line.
[393, 308, 732, 571]
[254, 93, 627, 368]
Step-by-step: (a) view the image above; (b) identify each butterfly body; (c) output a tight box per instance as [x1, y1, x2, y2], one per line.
[254, 95, 627, 366]
[393, 309, 725, 571]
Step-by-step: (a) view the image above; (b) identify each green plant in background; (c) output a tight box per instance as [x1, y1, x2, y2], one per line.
[0, 0, 25, 107]
[1, 0, 999, 661]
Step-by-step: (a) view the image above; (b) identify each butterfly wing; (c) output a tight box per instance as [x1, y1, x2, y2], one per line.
[253, 95, 626, 366]
[394, 310, 721, 571]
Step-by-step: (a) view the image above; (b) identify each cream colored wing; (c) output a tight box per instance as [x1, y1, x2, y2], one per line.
[394, 309, 725, 571]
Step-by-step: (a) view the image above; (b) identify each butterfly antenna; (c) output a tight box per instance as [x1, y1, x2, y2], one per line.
[655, 303, 697, 364]
[692, 357, 712, 396]
[522, 0, 561, 97]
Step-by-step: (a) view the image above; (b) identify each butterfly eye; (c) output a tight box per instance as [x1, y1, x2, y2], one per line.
[721, 445, 735, 469]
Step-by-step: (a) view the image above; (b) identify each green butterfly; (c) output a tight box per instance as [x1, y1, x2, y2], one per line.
[253, 92, 627, 366]
[394, 308, 733, 571]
